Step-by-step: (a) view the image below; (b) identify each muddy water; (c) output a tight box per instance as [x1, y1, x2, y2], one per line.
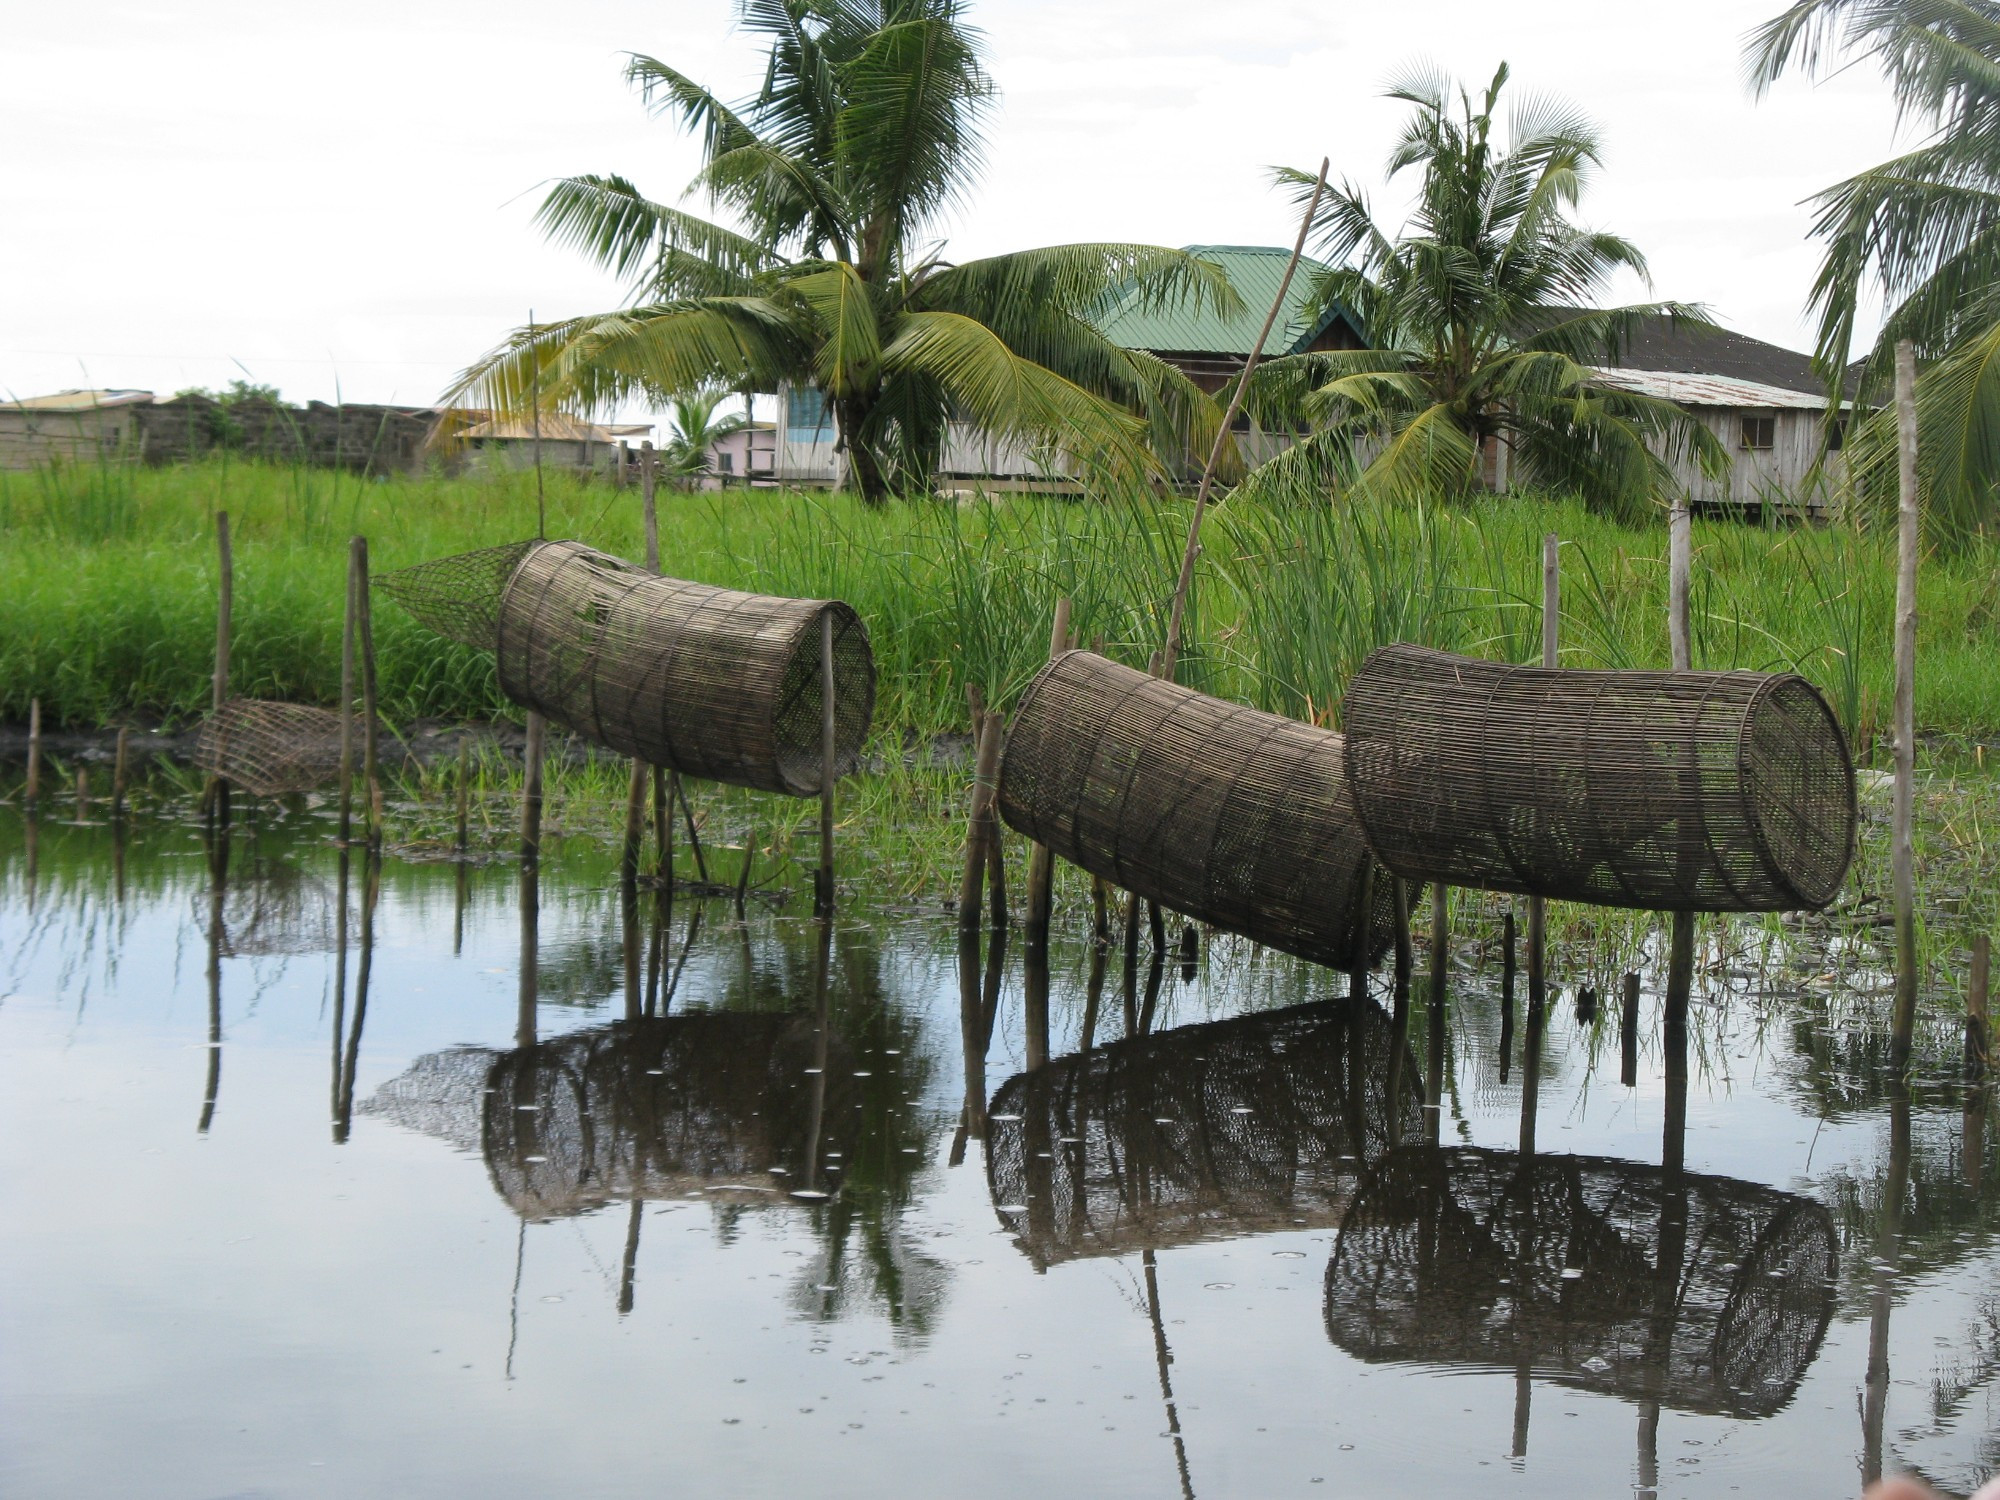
[2, 806, 1995, 1499]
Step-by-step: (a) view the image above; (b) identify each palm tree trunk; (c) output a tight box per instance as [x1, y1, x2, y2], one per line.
[835, 394, 890, 504]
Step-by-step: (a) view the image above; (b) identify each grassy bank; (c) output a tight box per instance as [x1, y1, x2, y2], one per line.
[4, 458, 1999, 747]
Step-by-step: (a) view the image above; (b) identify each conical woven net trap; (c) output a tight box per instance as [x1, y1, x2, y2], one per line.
[1324, 1145, 1839, 1419]
[365, 1013, 859, 1221]
[985, 1000, 1424, 1267]
[376, 539, 876, 797]
[997, 650, 1405, 972]
[1342, 645, 1857, 912]
[193, 699, 347, 798]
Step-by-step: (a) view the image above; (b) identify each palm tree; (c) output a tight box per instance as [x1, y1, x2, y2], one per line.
[656, 386, 749, 487]
[1236, 64, 1722, 516]
[450, 0, 1233, 503]
[1748, 0, 2000, 539]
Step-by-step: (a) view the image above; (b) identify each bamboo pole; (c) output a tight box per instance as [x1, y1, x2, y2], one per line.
[1159, 159, 1329, 680]
[1349, 856, 1375, 1010]
[1666, 491, 1698, 1052]
[815, 610, 838, 917]
[74, 767, 88, 823]
[1891, 340, 1921, 1069]
[1427, 883, 1449, 1021]
[338, 542, 358, 846]
[355, 537, 380, 850]
[1527, 533, 1557, 1014]
[641, 440, 660, 572]
[24, 697, 39, 809]
[1969, 934, 1991, 1079]
[1392, 877, 1414, 1001]
[984, 714, 1007, 931]
[1023, 597, 1071, 949]
[455, 735, 471, 856]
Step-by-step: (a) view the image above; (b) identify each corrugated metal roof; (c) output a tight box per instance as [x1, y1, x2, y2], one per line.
[460, 413, 624, 442]
[1588, 367, 1846, 411]
[1092, 246, 1345, 358]
[1, 388, 154, 412]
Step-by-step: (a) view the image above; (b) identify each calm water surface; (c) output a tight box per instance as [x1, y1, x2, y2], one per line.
[2, 807, 1995, 1499]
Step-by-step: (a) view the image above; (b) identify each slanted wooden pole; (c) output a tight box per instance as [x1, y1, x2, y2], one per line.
[1023, 597, 1071, 949]
[24, 697, 40, 809]
[815, 610, 838, 917]
[338, 542, 358, 847]
[1891, 340, 1921, 1070]
[1160, 159, 1329, 681]
[355, 537, 380, 850]
[1969, 934, 1991, 1079]
[1527, 533, 1558, 1014]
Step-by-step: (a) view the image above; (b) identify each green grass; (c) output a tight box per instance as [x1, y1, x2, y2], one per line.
[5, 458, 2000, 753]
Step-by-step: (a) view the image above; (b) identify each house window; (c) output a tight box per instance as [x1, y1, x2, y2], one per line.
[1739, 415, 1776, 451]
[1826, 414, 1848, 452]
[786, 386, 831, 438]
[719, 452, 734, 474]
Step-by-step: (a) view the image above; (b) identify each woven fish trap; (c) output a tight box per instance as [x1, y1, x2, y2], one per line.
[996, 650, 1403, 971]
[1325, 1145, 1838, 1419]
[378, 539, 874, 797]
[193, 699, 347, 798]
[985, 1000, 1422, 1267]
[1342, 644, 1856, 912]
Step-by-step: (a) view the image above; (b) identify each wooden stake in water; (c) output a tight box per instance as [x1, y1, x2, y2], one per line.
[338, 541, 359, 847]
[1620, 971, 1641, 1089]
[1023, 597, 1071, 949]
[1668, 493, 1698, 1044]
[112, 725, 128, 818]
[207, 511, 233, 818]
[625, 441, 663, 881]
[24, 697, 40, 809]
[958, 706, 1003, 941]
[1527, 533, 1558, 1014]
[815, 610, 837, 918]
[521, 711, 546, 864]
[1427, 883, 1449, 1021]
[1349, 856, 1375, 1010]
[354, 537, 381, 850]
[1969, 934, 1991, 1079]
[74, 767, 88, 823]
[1891, 340, 1921, 1070]
[455, 735, 471, 857]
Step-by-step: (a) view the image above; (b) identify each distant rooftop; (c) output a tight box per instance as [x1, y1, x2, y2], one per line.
[1589, 367, 1847, 412]
[1092, 246, 1354, 359]
[2, 388, 153, 412]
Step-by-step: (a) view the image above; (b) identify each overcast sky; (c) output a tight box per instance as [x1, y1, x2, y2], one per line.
[4, 0, 1905, 422]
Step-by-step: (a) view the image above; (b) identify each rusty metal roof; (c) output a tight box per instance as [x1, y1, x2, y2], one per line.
[1588, 367, 1847, 411]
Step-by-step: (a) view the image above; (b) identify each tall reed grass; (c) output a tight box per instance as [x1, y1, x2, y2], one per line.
[4, 459, 1999, 751]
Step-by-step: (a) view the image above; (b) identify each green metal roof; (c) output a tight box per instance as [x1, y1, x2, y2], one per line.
[1092, 245, 1347, 358]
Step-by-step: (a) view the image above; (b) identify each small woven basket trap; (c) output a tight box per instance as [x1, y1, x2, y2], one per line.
[194, 699, 347, 798]
[377, 539, 875, 797]
[1326, 1145, 1839, 1419]
[1342, 645, 1856, 912]
[997, 650, 1402, 971]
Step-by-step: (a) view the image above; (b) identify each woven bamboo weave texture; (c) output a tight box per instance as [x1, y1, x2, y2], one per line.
[1326, 1145, 1838, 1419]
[996, 650, 1401, 971]
[194, 699, 346, 798]
[379, 539, 876, 797]
[1342, 644, 1856, 912]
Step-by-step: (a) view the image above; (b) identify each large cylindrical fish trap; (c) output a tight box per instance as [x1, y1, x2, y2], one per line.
[378, 539, 875, 796]
[1342, 644, 1856, 912]
[997, 650, 1402, 971]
